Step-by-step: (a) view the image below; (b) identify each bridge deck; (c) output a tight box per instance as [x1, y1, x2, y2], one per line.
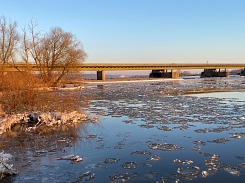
[2, 63, 245, 71]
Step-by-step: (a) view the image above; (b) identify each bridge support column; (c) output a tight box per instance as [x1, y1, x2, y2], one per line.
[97, 70, 106, 80]
[149, 70, 179, 78]
[201, 69, 229, 78]
[241, 68, 245, 76]
[171, 72, 179, 79]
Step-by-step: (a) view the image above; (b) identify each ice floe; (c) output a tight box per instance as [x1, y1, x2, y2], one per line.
[0, 151, 18, 180]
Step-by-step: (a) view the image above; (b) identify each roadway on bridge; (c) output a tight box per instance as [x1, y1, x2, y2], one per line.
[2, 63, 245, 71]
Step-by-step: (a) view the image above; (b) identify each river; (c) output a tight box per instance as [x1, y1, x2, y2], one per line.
[1, 77, 245, 183]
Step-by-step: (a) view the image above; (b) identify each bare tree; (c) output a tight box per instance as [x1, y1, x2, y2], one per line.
[28, 26, 86, 86]
[0, 16, 19, 74]
[21, 27, 30, 66]
[0, 18, 87, 115]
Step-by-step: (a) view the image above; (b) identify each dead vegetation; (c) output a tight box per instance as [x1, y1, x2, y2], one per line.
[0, 15, 89, 116]
[0, 72, 86, 114]
[0, 16, 86, 87]
[0, 71, 91, 138]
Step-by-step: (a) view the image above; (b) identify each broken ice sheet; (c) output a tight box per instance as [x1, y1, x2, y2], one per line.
[229, 133, 243, 139]
[173, 159, 194, 165]
[56, 154, 83, 163]
[193, 140, 206, 146]
[177, 166, 200, 180]
[0, 151, 19, 180]
[148, 143, 185, 151]
[104, 158, 120, 164]
[224, 167, 240, 176]
[147, 155, 161, 161]
[208, 138, 229, 144]
[121, 161, 138, 169]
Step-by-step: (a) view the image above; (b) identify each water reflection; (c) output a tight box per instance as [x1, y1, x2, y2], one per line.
[0, 121, 101, 183]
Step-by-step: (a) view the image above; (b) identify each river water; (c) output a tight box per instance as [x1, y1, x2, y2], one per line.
[1, 77, 245, 183]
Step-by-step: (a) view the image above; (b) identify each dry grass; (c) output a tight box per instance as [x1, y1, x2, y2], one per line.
[0, 72, 84, 114]
[0, 72, 40, 113]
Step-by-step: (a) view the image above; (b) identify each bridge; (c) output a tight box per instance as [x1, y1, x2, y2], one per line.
[2, 63, 245, 80]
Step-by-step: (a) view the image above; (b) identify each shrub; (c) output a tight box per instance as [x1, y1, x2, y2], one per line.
[0, 72, 82, 114]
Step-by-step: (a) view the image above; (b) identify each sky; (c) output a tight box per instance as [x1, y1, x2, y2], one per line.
[1, 0, 245, 67]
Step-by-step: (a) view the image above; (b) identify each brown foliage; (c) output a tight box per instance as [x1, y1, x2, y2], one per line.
[0, 17, 88, 114]
[0, 72, 82, 114]
[0, 72, 41, 113]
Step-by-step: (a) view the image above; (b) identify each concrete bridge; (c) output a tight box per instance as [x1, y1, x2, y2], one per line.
[2, 63, 245, 80]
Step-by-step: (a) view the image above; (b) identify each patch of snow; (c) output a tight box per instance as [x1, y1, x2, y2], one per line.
[0, 151, 18, 180]
[0, 111, 88, 134]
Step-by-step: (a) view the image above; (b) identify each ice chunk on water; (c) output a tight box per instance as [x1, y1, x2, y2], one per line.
[0, 151, 18, 180]
[224, 167, 240, 176]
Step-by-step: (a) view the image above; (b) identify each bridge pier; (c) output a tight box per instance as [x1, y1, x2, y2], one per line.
[241, 68, 245, 76]
[149, 70, 179, 79]
[97, 70, 106, 80]
[201, 69, 229, 78]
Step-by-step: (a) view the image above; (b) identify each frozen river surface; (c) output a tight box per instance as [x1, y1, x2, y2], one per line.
[1, 77, 245, 183]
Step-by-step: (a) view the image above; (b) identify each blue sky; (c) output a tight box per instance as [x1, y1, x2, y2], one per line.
[2, 0, 245, 65]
